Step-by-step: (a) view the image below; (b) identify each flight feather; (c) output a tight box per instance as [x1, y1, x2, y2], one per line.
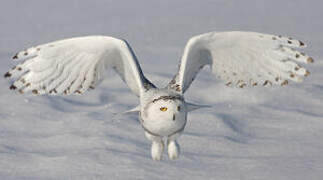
[5, 36, 155, 96]
[168, 31, 313, 93]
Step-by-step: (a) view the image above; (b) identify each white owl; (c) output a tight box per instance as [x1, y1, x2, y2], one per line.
[4, 31, 314, 160]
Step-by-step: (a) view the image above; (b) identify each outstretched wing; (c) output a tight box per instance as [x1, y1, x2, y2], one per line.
[4, 36, 155, 96]
[168, 31, 314, 93]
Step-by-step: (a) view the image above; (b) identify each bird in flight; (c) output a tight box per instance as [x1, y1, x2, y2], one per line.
[4, 31, 314, 160]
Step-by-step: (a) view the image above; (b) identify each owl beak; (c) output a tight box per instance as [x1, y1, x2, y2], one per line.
[172, 114, 176, 121]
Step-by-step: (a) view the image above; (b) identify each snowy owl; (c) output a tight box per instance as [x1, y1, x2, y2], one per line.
[4, 31, 314, 160]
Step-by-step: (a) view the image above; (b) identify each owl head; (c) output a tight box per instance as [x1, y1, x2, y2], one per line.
[140, 89, 188, 137]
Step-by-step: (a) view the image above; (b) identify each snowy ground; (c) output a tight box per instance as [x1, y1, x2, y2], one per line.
[0, 0, 323, 179]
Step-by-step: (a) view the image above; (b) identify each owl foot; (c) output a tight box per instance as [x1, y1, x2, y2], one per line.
[167, 140, 180, 160]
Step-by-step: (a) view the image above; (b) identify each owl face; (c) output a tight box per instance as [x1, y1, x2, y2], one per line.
[140, 90, 187, 137]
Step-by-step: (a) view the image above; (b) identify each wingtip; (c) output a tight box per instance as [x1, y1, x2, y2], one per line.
[307, 57, 314, 63]
[9, 84, 17, 90]
[299, 40, 305, 47]
[12, 53, 18, 60]
[32, 89, 39, 95]
[4, 72, 11, 78]
[304, 70, 310, 77]
[281, 80, 289, 86]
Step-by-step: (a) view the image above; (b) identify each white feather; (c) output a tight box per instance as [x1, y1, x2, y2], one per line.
[168, 31, 313, 93]
[6, 36, 155, 96]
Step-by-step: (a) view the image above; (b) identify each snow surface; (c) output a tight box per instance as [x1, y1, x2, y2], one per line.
[0, 0, 323, 179]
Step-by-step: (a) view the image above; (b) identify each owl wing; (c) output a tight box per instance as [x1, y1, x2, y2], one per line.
[168, 31, 314, 93]
[4, 36, 155, 96]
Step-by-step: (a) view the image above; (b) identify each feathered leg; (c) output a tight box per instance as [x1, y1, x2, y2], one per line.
[167, 132, 182, 160]
[145, 131, 164, 161]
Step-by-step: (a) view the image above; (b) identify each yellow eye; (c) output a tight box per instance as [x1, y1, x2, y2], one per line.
[160, 107, 168, 112]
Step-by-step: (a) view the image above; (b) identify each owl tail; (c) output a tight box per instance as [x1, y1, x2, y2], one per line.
[122, 105, 140, 114]
[186, 102, 211, 112]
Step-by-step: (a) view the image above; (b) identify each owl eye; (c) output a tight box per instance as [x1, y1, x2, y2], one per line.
[160, 107, 168, 112]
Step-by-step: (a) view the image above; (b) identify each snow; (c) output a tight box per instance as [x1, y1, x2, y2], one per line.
[0, 0, 323, 179]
